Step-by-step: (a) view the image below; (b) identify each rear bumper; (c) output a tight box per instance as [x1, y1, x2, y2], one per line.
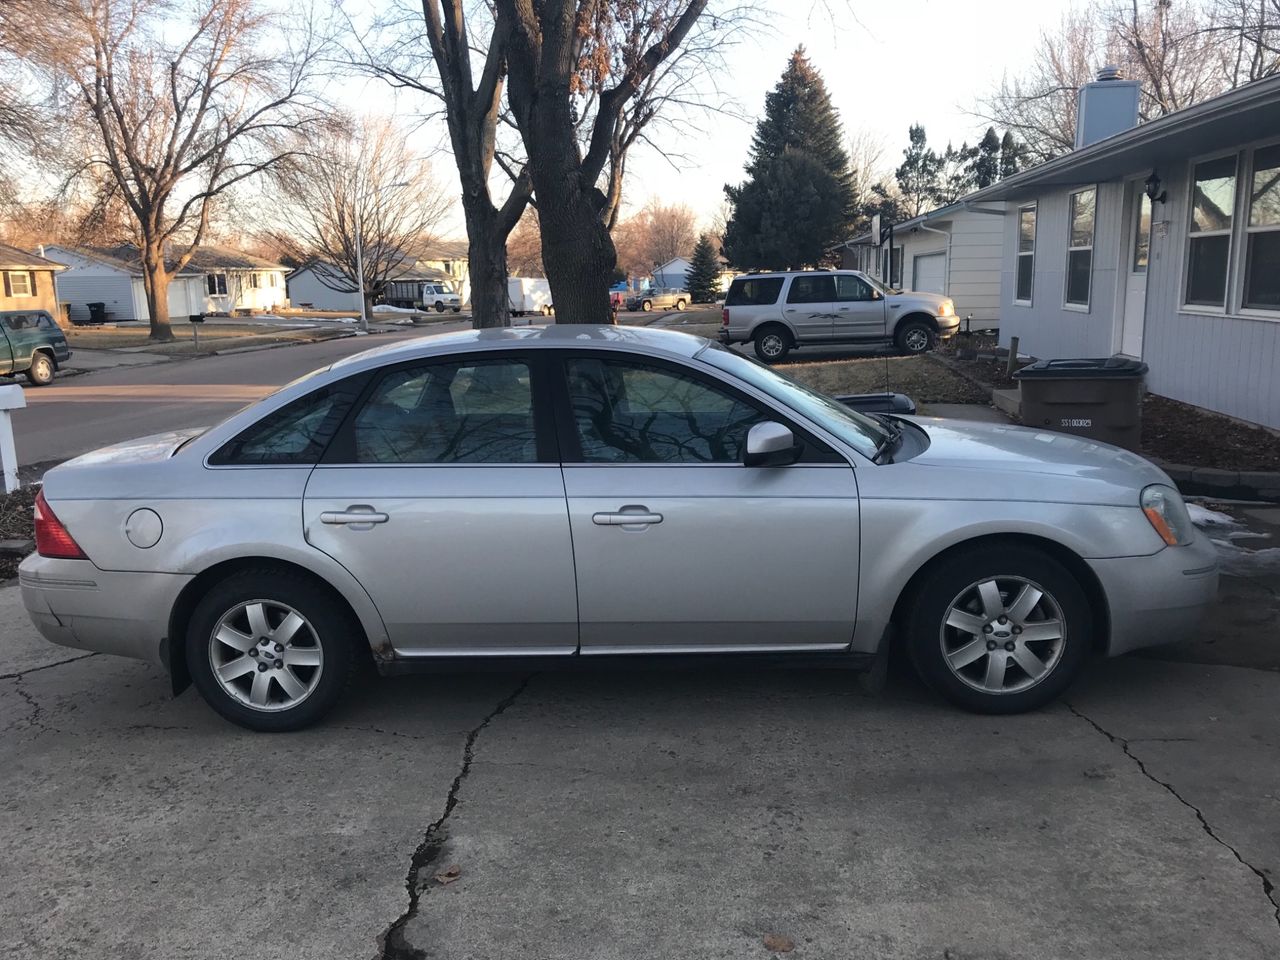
[1087, 534, 1219, 656]
[18, 555, 192, 668]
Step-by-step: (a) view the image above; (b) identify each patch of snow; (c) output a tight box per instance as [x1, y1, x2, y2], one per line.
[1210, 538, 1280, 576]
[1188, 503, 1240, 528]
[372, 304, 419, 314]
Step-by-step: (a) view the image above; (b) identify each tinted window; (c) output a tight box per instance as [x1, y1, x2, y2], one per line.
[351, 359, 536, 464]
[724, 277, 783, 306]
[2, 313, 31, 331]
[212, 383, 358, 465]
[786, 275, 835, 304]
[565, 357, 764, 463]
[834, 275, 873, 302]
[35, 313, 57, 330]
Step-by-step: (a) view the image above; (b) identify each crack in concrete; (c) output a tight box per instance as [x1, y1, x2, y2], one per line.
[377, 676, 533, 960]
[9, 675, 55, 734]
[0, 652, 97, 681]
[1066, 701, 1280, 934]
[335, 725, 432, 742]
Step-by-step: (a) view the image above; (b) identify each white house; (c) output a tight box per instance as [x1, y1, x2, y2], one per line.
[965, 68, 1280, 429]
[44, 245, 287, 323]
[288, 242, 473, 311]
[651, 256, 736, 293]
[838, 202, 1007, 329]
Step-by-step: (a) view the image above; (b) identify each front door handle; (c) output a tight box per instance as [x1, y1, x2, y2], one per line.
[320, 505, 389, 528]
[592, 506, 663, 527]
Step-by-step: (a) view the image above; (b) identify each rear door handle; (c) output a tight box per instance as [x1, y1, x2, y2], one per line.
[320, 505, 389, 527]
[592, 507, 663, 526]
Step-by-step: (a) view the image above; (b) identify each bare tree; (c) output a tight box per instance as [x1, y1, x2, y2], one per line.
[264, 115, 452, 316]
[500, 0, 713, 324]
[1207, 0, 1280, 84]
[506, 209, 545, 278]
[24, 0, 331, 340]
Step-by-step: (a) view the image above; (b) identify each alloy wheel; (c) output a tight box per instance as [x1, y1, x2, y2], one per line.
[208, 599, 324, 712]
[904, 328, 930, 352]
[939, 576, 1065, 695]
[761, 333, 785, 358]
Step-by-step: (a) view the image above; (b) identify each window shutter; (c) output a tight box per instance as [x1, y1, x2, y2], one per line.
[29, 272, 37, 296]
[2, 273, 10, 298]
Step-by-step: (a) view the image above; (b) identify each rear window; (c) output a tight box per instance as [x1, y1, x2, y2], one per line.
[725, 277, 783, 307]
[210, 378, 363, 465]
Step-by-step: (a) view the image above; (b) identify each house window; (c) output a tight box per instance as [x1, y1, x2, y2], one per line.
[1065, 187, 1095, 306]
[1244, 143, 1280, 310]
[268, 272, 277, 287]
[249, 273, 261, 289]
[1016, 205, 1036, 303]
[6, 271, 33, 297]
[1186, 155, 1237, 308]
[881, 246, 902, 287]
[1133, 193, 1152, 273]
[207, 273, 228, 296]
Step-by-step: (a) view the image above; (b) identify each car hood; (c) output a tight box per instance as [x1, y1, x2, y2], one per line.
[887, 290, 947, 310]
[900, 417, 1168, 503]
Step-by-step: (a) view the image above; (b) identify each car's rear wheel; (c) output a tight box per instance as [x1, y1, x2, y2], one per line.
[186, 569, 358, 731]
[753, 324, 792, 363]
[26, 352, 54, 386]
[895, 319, 935, 354]
[904, 544, 1091, 714]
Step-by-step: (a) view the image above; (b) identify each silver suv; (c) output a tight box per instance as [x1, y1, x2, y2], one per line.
[718, 270, 960, 362]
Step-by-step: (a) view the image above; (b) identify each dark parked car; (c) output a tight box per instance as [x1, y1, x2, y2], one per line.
[0, 310, 71, 385]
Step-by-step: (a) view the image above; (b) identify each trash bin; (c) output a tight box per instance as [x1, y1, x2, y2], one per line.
[1014, 357, 1148, 449]
[87, 302, 107, 325]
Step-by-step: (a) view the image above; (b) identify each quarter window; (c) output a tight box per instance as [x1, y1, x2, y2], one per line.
[211, 383, 359, 465]
[351, 359, 536, 464]
[785, 275, 835, 304]
[565, 357, 764, 464]
[1186, 156, 1237, 307]
[1245, 144, 1280, 310]
[1066, 188, 1095, 306]
[1016, 206, 1036, 303]
[724, 277, 783, 306]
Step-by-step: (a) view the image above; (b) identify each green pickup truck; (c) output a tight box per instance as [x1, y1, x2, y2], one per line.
[0, 310, 72, 385]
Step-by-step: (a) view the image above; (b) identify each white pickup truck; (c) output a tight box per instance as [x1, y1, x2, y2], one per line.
[421, 282, 462, 313]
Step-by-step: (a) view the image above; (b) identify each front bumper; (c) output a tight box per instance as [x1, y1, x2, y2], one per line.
[936, 315, 961, 339]
[1087, 533, 1219, 656]
[19, 555, 192, 668]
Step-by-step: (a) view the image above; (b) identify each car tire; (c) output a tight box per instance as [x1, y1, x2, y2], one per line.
[26, 352, 54, 386]
[895, 319, 936, 354]
[434, 301, 445, 313]
[903, 544, 1091, 714]
[753, 324, 792, 363]
[675, 299, 686, 311]
[186, 568, 359, 732]
[642, 300, 653, 312]
[452, 307, 461, 313]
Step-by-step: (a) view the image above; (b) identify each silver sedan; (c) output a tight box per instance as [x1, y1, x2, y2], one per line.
[20, 326, 1219, 730]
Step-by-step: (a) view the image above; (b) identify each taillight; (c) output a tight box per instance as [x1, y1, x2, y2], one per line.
[34, 489, 87, 560]
[721, 307, 729, 327]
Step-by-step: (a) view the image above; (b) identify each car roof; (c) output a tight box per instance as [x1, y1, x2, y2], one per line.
[329, 323, 707, 373]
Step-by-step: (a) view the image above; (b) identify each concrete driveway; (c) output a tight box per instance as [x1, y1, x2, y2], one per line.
[3, 519, 1279, 960]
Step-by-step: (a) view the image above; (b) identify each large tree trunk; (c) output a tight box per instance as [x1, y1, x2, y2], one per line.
[536, 182, 616, 324]
[462, 196, 515, 329]
[140, 242, 175, 341]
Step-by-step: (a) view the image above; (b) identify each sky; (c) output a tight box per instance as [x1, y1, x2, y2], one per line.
[351, 0, 1081, 238]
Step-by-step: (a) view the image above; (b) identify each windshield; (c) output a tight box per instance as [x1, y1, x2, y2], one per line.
[863, 273, 895, 295]
[698, 343, 892, 459]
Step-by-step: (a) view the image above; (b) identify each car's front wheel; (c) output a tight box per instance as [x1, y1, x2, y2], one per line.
[904, 544, 1091, 714]
[434, 301, 445, 312]
[895, 319, 935, 354]
[26, 352, 54, 386]
[675, 299, 686, 311]
[642, 300, 653, 312]
[186, 569, 358, 731]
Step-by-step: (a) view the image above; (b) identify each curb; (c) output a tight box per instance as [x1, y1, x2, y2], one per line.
[1150, 460, 1280, 504]
[212, 331, 358, 356]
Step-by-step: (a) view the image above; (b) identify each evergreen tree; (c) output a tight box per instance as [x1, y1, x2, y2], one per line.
[723, 48, 855, 268]
[724, 149, 847, 270]
[895, 125, 942, 217]
[685, 234, 722, 303]
[937, 140, 977, 204]
[1000, 131, 1027, 179]
[971, 127, 1002, 188]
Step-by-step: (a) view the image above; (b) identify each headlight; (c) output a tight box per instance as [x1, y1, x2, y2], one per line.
[1141, 484, 1194, 546]
[938, 300, 954, 316]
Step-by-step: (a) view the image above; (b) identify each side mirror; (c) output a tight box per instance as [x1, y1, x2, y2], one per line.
[744, 421, 801, 467]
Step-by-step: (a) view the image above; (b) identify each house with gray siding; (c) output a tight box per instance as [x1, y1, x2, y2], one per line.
[964, 69, 1280, 430]
[837, 202, 1007, 329]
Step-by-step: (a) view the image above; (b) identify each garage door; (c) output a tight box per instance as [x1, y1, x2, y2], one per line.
[913, 252, 946, 294]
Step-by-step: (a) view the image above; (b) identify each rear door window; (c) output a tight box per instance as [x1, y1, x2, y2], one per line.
[725, 277, 784, 306]
[786, 275, 836, 304]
